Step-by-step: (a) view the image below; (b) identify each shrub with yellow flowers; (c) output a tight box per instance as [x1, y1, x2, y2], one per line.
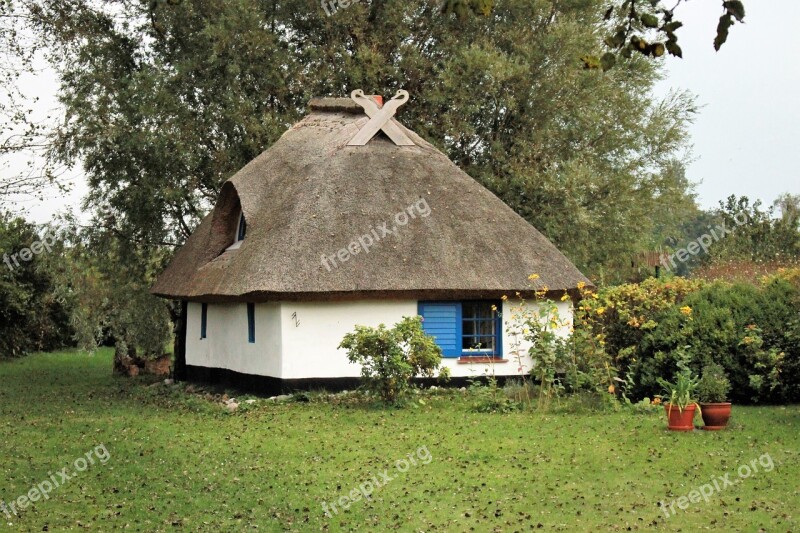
[505, 278, 617, 411]
[505, 269, 800, 408]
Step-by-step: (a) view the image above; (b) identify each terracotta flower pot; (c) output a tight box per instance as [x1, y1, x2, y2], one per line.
[664, 403, 697, 431]
[700, 402, 732, 430]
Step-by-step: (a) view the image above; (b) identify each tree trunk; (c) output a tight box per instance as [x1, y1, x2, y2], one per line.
[172, 301, 188, 381]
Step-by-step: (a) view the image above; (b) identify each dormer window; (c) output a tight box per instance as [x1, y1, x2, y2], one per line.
[236, 212, 247, 242]
[226, 211, 246, 251]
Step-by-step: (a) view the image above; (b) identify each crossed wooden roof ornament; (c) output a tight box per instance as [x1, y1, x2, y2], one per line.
[348, 89, 415, 146]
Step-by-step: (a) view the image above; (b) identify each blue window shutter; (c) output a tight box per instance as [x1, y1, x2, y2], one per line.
[418, 302, 461, 357]
[201, 303, 208, 339]
[247, 303, 255, 343]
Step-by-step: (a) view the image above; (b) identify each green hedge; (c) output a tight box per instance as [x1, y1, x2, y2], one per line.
[579, 270, 800, 404]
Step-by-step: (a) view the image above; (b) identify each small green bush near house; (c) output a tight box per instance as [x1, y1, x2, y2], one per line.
[339, 316, 449, 403]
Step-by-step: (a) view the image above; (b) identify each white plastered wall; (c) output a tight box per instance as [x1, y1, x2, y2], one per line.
[186, 302, 282, 377]
[186, 298, 573, 381]
[280, 298, 574, 380]
[497, 299, 573, 377]
[279, 300, 418, 379]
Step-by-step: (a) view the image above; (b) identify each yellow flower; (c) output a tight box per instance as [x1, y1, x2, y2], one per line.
[679, 306, 692, 316]
[608, 385, 615, 394]
[577, 281, 586, 290]
[596, 307, 606, 316]
[528, 273, 540, 281]
[653, 397, 662, 405]
[560, 293, 570, 301]
[592, 293, 599, 299]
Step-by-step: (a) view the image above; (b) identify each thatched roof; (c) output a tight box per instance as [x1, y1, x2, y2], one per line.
[151, 97, 591, 302]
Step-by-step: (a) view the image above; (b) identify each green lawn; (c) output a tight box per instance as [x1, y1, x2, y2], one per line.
[1, 350, 798, 531]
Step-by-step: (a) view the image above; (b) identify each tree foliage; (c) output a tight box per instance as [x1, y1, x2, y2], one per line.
[0, 212, 71, 357]
[49, 210, 174, 363]
[442, 0, 746, 70]
[710, 195, 800, 263]
[0, 0, 64, 204]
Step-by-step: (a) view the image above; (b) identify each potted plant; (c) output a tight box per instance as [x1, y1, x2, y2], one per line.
[657, 363, 701, 431]
[697, 363, 732, 430]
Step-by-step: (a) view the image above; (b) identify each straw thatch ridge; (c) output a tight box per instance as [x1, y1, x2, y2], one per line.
[151, 98, 591, 302]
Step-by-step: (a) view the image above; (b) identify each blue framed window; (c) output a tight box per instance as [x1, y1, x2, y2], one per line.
[418, 301, 502, 358]
[247, 303, 255, 343]
[200, 303, 208, 339]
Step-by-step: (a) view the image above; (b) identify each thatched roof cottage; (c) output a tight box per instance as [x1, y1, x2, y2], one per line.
[151, 91, 590, 392]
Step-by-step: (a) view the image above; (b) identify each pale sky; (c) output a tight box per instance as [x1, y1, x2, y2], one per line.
[5, 0, 799, 223]
[654, 0, 800, 210]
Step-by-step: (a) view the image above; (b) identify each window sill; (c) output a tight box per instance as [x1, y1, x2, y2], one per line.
[457, 357, 508, 364]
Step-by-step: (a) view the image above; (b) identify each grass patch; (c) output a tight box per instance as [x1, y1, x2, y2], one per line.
[0, 349, 798, 531]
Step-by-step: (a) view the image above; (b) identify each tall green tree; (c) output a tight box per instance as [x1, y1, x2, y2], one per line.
[0, 212, 71, 357]
[711, 195, 800, 263]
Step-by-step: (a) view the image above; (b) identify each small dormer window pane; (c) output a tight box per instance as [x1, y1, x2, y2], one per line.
[237, 213, 247, 242]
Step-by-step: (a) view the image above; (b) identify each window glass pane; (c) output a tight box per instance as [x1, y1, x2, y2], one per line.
[463, 320, 476, 336]
[477, 319, 496, 336]
[462, 336, 477, 350]
[462, 302, 477, 319]
[237, 213, 247, 241]
[476, 336, 495, 351]
[247, 303, 255, 343]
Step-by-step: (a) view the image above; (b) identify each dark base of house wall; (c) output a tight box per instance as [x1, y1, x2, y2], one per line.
[184, 365, 515, 397]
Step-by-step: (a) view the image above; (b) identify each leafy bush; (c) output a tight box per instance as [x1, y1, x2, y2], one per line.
[0, 215, 73, 358]
[577, 276, 702, 373]
[507, 284, 617, 411]
[636, 281, 788, 403]
[468, 377, 521, 413]
[339, 316, 449, 404]
[696, 362, 731, 403]
[581, 271, 800, 404]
